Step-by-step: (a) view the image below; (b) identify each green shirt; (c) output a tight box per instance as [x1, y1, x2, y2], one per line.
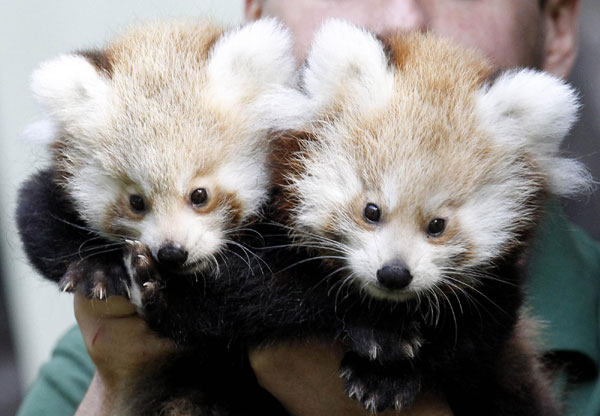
[527, 202, 600, 416]
[17, 206, 600, 415]
[17, 326, 94, 415]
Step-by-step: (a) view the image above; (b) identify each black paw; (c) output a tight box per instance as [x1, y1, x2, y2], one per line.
[123, 240, 163, 301]
[124, 240, 159, 283]
[59, 256, 129, 299]
[123, 240, 169, 322]
[340, 352, 421, 413]
[345, 324, 423, 362]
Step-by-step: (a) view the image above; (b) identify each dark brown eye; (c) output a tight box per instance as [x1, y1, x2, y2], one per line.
[191, 188, 208, 207]
[363, 203, 381, 223]
[427, 218, 446, 237]
[129, 195, 146, 213]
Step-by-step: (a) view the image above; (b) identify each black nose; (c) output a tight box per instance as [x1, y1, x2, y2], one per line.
[376, 260, 412, 291]
[157, 244, 188, 267]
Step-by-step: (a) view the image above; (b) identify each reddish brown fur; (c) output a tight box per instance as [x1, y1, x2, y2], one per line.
[269, 131, 312, 223]
[78, 49, 114, 77]
[215, 190, 244, 227]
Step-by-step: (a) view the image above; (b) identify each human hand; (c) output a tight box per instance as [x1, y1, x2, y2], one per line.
[74, 293, 175, 415]
[249, 340, 453, 416]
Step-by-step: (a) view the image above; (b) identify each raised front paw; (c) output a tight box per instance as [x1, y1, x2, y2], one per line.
[123, 240, 164, 307]
[340, 352, 421, 413]
[59, 256, 129, 300]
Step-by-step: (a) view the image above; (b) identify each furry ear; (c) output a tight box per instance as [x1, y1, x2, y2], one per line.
[206, 18, 302, 118]
[477, 69, 592, 196]
[302, 19, 395, 115]
[206, 18, 311, 131]
[30, 54, 112, 139]
[20, 118, 58, 144]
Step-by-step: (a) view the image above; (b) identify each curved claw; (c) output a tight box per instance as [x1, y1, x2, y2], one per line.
[340, 352, 421, 413]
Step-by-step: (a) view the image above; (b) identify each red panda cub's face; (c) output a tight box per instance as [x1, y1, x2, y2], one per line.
[277, 20, 590, 302]
[31, 19, 304, 273]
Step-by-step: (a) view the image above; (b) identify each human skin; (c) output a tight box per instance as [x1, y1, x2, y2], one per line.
[249, 342, 452, 416]
[75, 1, 580, 415]
[247, 0, 579, 78]
[74, 294, 175, 416]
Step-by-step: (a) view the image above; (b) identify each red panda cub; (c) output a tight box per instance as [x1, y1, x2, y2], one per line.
[17, 19, 302, 415]
[19, 18, 301, 303]
[271, 20, 592, 415]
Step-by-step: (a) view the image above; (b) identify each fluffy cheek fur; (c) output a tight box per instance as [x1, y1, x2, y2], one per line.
[215, 150, 270, 224]
[457, 171, 543, 267]
[66, 167, 123, 234]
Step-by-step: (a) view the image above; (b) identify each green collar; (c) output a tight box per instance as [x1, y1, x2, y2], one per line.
[526, 201, 600, 379]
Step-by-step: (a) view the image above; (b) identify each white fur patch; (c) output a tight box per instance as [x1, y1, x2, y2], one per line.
[31, 54, 111, 138]
[207, 18, 297, 114]
[476, 69, 592, 196]
[251, 86, 315, 132]
[68, 166, 121, 231]
[459, 180, 535, 263]
[294, 150, 363, 233]
[216, 153, 269, 221]
[20, 117, 58, 143]
[303, 19, 395, 115]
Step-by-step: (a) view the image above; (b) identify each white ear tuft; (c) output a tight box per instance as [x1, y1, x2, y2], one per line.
[549, 157, 595, 196]
[477, 69, 592, 196]
[20, 117, 58, 143]
[31, 54, 111, 138]
[302, 19, 395, 114]
[477, 69, 579, 154]
[207, 18, 297, 108]
[252, 87, 315, 132]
